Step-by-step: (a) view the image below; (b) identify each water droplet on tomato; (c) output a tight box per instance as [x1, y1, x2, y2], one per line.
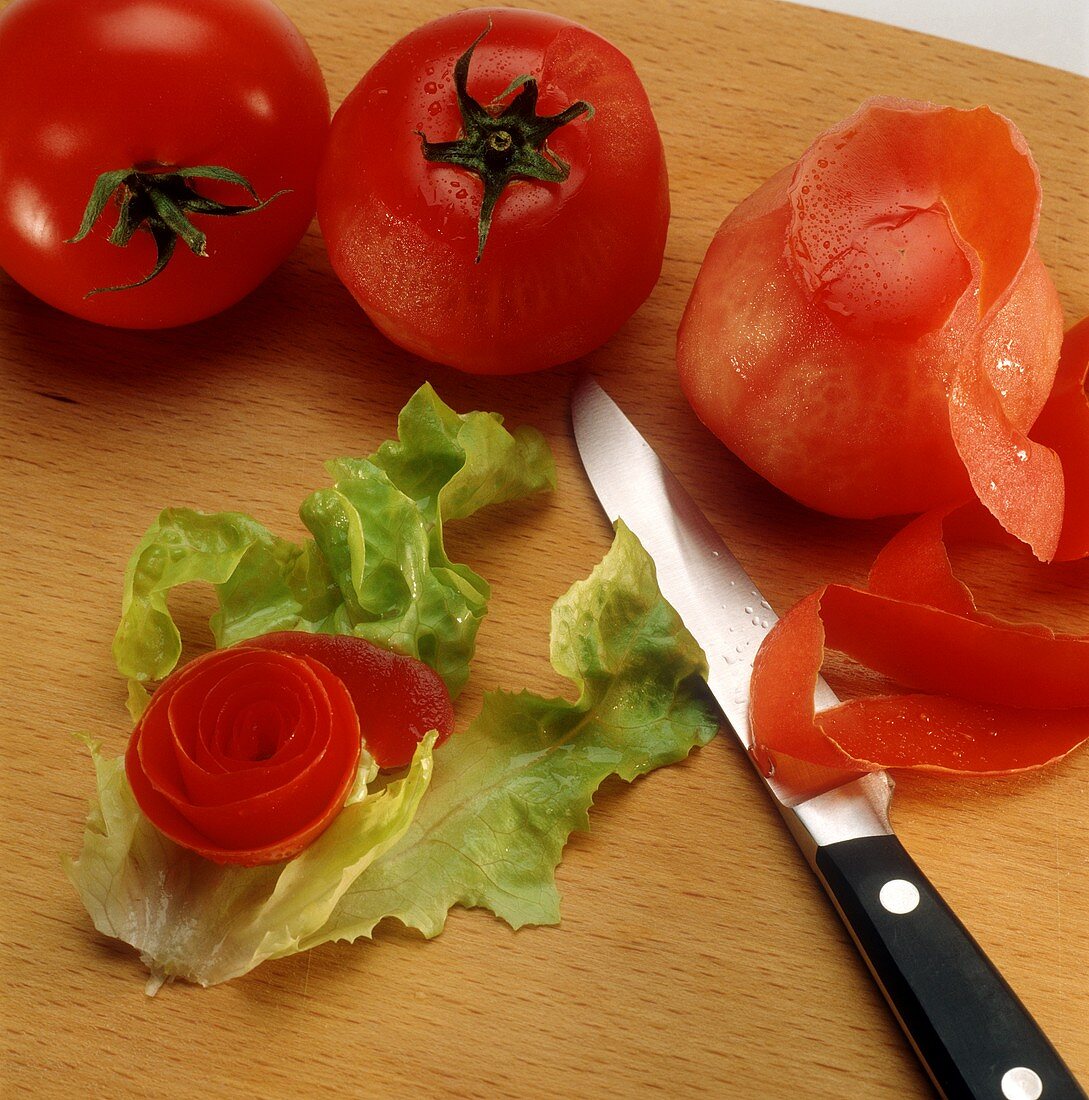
[428, 101, 442, 116]
[424, 80, 438, 94]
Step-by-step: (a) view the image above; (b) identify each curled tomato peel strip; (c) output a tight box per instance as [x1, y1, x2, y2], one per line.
[947, 258, 1066, 562]
[787, 98, 1040, 337]
[789, 98, 1067, 559]
[949, 316, 1089, 562]
[1025, 317, 1089, 562]
[751, 501, 1089, 781]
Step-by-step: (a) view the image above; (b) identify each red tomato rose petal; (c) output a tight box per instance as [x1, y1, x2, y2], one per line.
[163, 659, 359, 849]
[219, 699, 290, 762]
[204, 678, 300, 762]
[750, 508, 1089, 779]
[126, 633, 453, 864]
[128, 705, 360, 866]
[168, 649, 263, 775]
[187, 658, 309, 768]
[126, 729, 226, 853]
[165, 654, 319, 802]
[128, 684, 192, 805]
[242, 631, 455, 768]
[200, 665, 314, 769]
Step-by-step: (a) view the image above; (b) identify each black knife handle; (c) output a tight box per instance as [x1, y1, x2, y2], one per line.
[814, 834, 1086, 1100]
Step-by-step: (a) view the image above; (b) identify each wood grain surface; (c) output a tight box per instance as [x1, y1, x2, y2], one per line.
[2, 1, 1087, 1097]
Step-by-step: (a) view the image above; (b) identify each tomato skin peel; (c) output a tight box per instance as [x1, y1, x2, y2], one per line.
[750, 502, 1089, 783]
[125, 633, 454, 865]
[678, 98, 1064, 547]
[1024, 317, 1089, 562]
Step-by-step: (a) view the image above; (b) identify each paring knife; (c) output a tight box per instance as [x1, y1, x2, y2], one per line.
[571, 376, 1086, 1100]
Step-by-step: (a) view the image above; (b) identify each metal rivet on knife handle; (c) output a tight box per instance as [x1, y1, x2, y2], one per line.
[878, 878, 921, 915]
[1001, 1066, 1044, 1100]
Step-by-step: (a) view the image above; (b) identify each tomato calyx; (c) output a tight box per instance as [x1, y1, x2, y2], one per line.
[66, 164, 289, 296]
[417, 23, 594, 261]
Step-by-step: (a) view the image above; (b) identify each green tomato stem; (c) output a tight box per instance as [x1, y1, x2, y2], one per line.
[67, 165, 289, 297]
[417, 22, 595, 262]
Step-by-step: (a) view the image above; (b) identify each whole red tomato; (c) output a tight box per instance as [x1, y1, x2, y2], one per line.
[0, 0, 329, 328]
[318, 8, 670, 375]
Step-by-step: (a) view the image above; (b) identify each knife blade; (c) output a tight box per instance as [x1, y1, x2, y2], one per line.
[571, 375, 1086, 1100]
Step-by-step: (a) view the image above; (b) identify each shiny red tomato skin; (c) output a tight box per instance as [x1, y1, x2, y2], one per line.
[0, 0, 329, 328]
[317, 8, 670, 375]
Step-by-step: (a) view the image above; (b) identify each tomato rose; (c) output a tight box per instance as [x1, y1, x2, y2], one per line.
[126, 647, 362, 866]
[677, 98, 1065, 557]
[318, 8, 669, 374]
[0, 0, 329, 328]
[126, 632, 455, 864]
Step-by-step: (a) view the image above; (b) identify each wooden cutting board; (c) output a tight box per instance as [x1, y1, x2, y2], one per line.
[2, 0, 1087, 1095]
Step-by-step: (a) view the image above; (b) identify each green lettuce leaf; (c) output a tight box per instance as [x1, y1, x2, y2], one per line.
[66, 522, 717, 989]
[63, 736, 434, 992]
[113, 383, 555, 710]
[298, 520, 718, 944]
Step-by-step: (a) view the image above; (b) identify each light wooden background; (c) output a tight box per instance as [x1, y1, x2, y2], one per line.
[2, 1, 1087, 1096]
